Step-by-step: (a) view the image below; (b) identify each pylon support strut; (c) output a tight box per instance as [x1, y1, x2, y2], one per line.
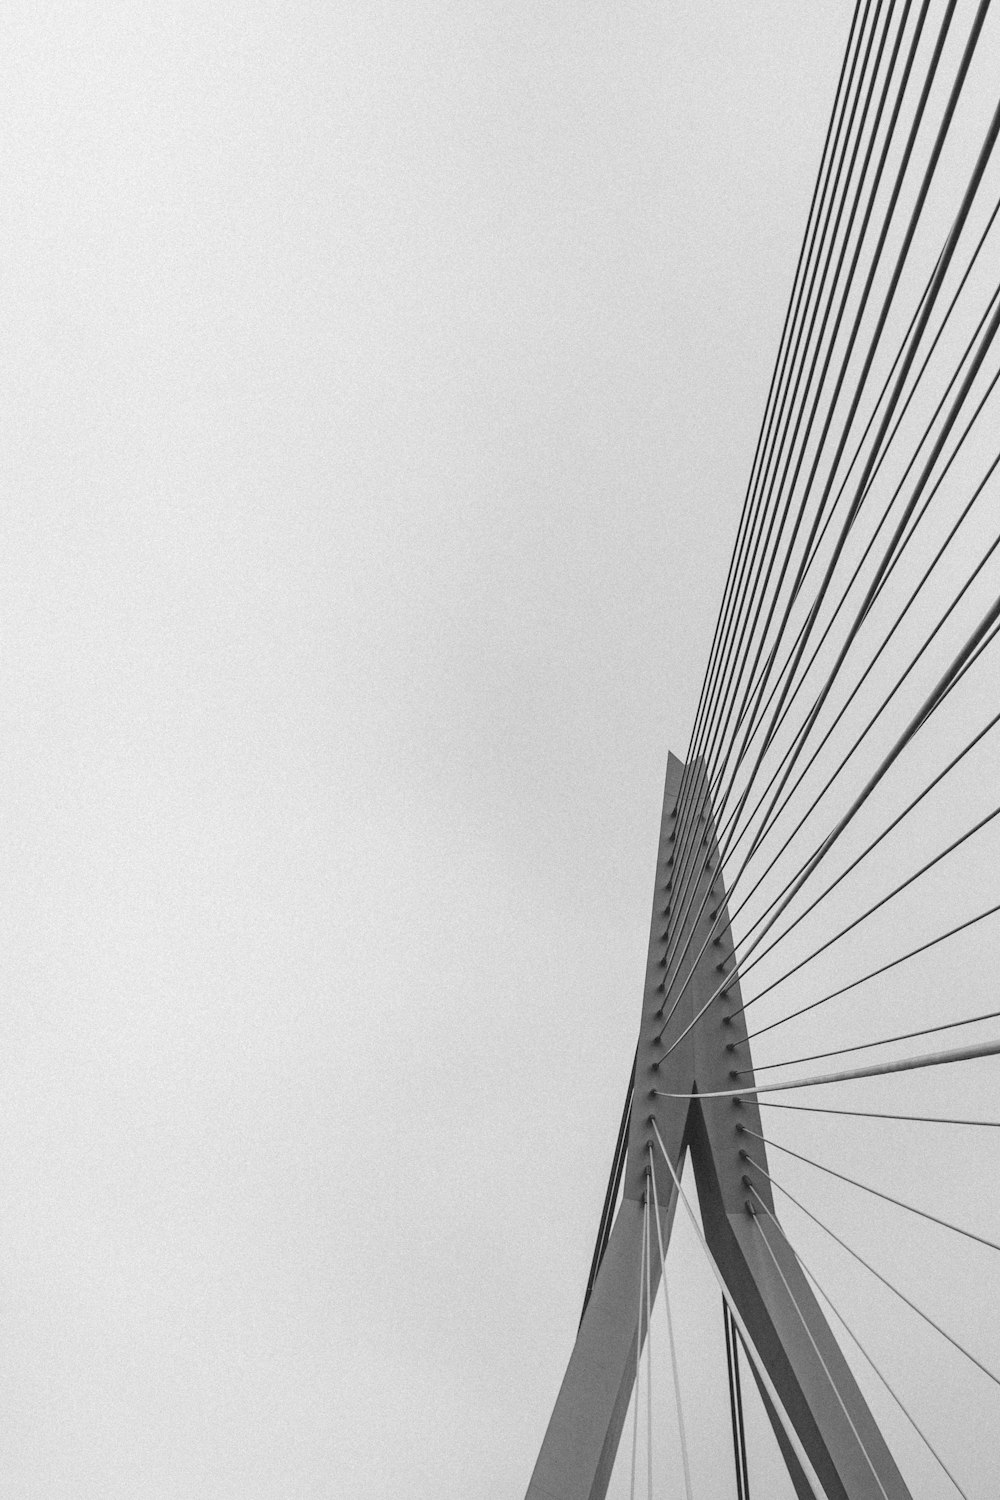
[525, 754, 911, 1500]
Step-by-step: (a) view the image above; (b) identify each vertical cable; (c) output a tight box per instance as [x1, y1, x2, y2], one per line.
[630, 1201, 646, 1500]
[748, 1184, 970, 1498]
[649, 1121, 830, 1498]
[731, 1316, 751, 1499]
[723, 1303, 747, 1500]
[644, 1186, 654, 1499]
[648, 1153, 694, 1500]
[751, 1212, 890, 1500]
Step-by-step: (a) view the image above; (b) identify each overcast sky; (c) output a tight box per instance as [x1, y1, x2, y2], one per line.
[5, 2, 1000, 1497]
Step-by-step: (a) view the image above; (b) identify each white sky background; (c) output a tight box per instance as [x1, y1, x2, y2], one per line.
[4, 1, 1000, 1496]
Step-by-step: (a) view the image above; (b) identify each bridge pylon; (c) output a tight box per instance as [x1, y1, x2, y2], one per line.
[525, 752, 910, 1500]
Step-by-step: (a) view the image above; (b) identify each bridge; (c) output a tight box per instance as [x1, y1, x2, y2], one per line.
[526, 2, 1000, 1494]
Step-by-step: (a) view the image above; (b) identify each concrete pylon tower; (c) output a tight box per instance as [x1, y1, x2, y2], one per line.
[525, 753, 910, 1500]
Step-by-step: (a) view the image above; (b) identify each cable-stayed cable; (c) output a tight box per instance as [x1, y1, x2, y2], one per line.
[743, 1158, 1000, 1389]
[741, 1128, 1000, 1255]
[747, 1183, 972, 1497]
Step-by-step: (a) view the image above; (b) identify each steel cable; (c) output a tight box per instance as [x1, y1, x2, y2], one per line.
[651, 1034, 1000, 1097]
[717, 265, 1000, 898]
[688, 0, 963, 879]
[649, 1122, 831, 1498]
[669, 0, 877, 871]
[750, 1209, 890, 1499]
[744, 1001, 1000, 1074]
[680, 0, 906, 827]
[746, 1182, 972, 1497]
[743, 900, 1000, 1044]
[657, 589, 1000, 1057]
[685, 0, 992, 935]
[758, 1100, 1000, 1128]
[743, 1157, 1000, 1389]
[741, 1127, 1000, 1255]
[647, 1154, 694, 1500]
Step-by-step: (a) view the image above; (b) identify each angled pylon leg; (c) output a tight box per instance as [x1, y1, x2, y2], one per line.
[527, 755, 912, 1500]
[524, 1193, 678, 1500]
[525, 758, 684, 1500]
